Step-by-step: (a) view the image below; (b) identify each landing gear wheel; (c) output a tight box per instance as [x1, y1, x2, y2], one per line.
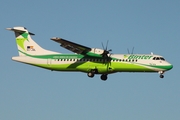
[87, 72, 94, 78]
[160, 74, 164, 78]
[101, 74, 108, 81]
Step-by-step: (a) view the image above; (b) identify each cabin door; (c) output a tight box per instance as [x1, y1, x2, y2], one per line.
[47, 58, 52, 66]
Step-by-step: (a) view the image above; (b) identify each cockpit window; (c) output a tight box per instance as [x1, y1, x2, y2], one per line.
[156, 57, 160, 60]
[152, 57, 165, 61]
[160, 57, 165, 61]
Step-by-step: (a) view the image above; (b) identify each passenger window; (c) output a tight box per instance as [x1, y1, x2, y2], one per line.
[156, 57, 160, 60]
[153, 57, 156, 60]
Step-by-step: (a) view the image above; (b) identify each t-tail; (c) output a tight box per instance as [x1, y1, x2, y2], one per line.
[7, 26, 59, 56]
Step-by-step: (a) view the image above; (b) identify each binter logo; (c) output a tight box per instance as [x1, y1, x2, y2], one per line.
[127, 55, 153, 60]
[124, 55, 128, 58]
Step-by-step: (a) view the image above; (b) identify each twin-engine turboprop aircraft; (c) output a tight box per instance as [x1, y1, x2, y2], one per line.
[7, 27, 173, 81]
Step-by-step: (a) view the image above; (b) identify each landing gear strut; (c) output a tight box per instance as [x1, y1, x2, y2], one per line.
[101, 74, 108, 81]
[159, 71, 164, 78]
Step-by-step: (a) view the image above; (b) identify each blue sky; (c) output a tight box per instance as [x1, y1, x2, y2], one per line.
[0, 0, 180, 120]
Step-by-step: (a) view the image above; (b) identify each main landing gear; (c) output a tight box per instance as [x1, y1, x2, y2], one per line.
[87, 71, 108, 81]
[87, 72, 94, 78]
[87, 69, 97, 78]
[159, 71, 164, 78]
[100, 74, 108, 81]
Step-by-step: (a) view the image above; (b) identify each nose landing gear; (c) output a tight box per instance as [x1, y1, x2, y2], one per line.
[159, 71, 164, 78]
[160, 74, 164, 78]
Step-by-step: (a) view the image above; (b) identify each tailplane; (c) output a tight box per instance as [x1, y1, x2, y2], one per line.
[7, 27, 59, 56]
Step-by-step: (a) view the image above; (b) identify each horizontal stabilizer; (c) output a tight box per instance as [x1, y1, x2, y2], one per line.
[6, 27, 35, 35]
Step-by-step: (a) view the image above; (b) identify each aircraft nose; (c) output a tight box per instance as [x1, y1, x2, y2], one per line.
[167, 63, 173, 70]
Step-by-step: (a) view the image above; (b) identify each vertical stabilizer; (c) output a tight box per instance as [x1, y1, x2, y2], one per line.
[7, 27, 59, 56]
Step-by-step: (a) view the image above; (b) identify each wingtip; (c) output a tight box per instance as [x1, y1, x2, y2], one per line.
[51, 37, 61, 40]
[6, 28, 12, 30]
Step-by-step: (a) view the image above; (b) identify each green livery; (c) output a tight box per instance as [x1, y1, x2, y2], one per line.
[7, 27, 173, 81]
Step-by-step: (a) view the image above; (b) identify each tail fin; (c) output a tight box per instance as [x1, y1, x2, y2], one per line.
[7, 27, 59, 56]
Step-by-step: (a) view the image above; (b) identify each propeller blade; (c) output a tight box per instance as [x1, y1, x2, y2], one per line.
[105, 40, 109, 50]
[101, 40, 112, 61]
[101, 42, 105, 50]
[127, 48, 130, 54]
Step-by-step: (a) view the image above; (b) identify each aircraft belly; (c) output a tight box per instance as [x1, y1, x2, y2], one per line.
[76, 62, 115, 74]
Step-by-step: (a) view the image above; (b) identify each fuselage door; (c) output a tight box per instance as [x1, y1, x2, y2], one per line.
[47, 58, 52, 66]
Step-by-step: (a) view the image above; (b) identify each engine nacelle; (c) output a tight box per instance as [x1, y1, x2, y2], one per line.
[90, 48, 104, 55]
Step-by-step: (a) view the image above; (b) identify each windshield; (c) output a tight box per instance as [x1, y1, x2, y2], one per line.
[152, 57, 165, 61]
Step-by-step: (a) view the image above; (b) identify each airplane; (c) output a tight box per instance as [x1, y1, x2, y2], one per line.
[7, 26, 173, 81]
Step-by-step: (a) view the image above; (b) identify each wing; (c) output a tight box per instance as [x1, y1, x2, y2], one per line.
[51, 37, 91, 54]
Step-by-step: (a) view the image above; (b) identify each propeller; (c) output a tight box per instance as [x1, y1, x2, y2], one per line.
[101, 40, 112, 58]
[101, 40, 113, 64]
[101, 40, 114, 72]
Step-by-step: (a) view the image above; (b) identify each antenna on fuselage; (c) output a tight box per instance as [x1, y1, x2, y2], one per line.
[127, 47, 135, 54]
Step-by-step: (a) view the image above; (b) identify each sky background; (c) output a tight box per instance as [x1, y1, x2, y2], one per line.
[0, 0, 180, 120]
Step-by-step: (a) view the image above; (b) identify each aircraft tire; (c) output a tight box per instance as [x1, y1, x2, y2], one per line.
[160, 74, 164, 78]
[101, 74, 108, 81]
[87, 72, 94, 78]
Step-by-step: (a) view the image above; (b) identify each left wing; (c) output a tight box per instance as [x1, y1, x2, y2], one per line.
[51, 37, 92, 55]
[51, 37, 111, 59]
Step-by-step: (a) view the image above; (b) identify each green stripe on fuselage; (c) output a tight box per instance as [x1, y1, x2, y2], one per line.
[26, 61, 155, 74]
[18, 50, 169, 73]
